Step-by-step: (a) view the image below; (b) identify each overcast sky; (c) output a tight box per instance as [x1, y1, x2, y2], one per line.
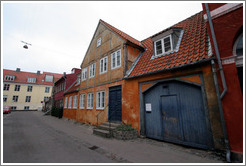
[2, 1, 203, 74]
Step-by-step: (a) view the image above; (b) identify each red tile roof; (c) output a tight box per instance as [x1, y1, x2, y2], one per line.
[3, 69, 63, 86]
[128, 11, 213, 78]
[100, 19, 144, 48]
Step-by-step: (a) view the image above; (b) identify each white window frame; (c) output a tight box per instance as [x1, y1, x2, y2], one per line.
[13, 95, 18, 102]
[45, 87, 50, 93]
[154, 34, 173, 56]
[3, 84, 10, 91]
[89, 63, 96, 78]
[111, 49, 121, 69]
[73, 95, 78, 109]
[97, 37, 101, 47]
[79, 94, 85, 109]
[3, 95, 7, 102]
[5, 75, 15, 81]
[27, 86, 33, 92]
[45, 75, 54, 82]
[68, 96, 72, 108]
[15, 85, 20, 91]
[87, 93, 94, 109]
[96, 91, 105, 110]
[64, 97, 68, 108]
[25, 96, 31, 102]
[82, 67, 87, 81]
[100, 56, 108, 74]
[27, 77, 36, 83]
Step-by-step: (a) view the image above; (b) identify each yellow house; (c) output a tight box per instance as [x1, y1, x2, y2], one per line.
[3, 68, 62, 111]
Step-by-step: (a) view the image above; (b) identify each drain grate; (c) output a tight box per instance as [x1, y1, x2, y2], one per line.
[89, 145, 99, 150]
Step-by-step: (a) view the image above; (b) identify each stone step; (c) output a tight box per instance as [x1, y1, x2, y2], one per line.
[102, 122, 121, 128]
[97, 124, 117, 131]
[93, 128, 111, 138]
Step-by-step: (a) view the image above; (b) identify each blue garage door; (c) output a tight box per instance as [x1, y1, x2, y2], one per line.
[108, 86, 122, 122]
[144, 80, 213, 149]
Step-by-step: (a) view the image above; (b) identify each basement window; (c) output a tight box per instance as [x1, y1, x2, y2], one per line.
[152, 28, 184, 59]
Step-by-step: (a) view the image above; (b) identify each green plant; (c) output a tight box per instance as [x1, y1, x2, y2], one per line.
[115, 124, 135, 131]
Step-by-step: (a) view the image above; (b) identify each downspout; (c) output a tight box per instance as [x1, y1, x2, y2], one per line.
[205, 3, 230, 162]
[205, 3, 227, 98]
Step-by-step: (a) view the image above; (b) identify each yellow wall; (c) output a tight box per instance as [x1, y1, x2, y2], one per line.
[3, 82, 53, 110]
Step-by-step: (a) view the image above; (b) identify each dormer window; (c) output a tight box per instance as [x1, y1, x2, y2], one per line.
[45, 75, 54, 82]
[152, 28, 183, 58]
[97, 38, 101, 47]
[5, 75, 15, 81]
[27, 77, 36, 83]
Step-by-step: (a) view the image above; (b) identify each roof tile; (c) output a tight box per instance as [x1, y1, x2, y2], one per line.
[128, 11, 212, 77]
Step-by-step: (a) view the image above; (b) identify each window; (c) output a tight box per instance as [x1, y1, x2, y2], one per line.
[89, 63, 96, 78]
[68, 96, 72, 108]
[79, 94, 85, 109]
[44, 96, 49, 102]
[100, 56, 108, 74]
[73, 95, 78, 109]
[82, 68, 87, 81]
[96, 91, 105, 109]
[27, 77, 36, 83]
[3, 95, 7, 102]
[97, 37, 101, 47]
[64, 97, 68, 108]
[5, 75, 15, 81]
[111, 49, 121, 69]
[11, 106, 17, 110]
[45, 75, 54, 82]
[87, 93, 94, 109]
[76, 75, 81, 85]
[154, 35, 173, 56]
[45, 87, 50, 93]
[13, 96, 18, 102]
[24, 106, 29, 110]
[15, 85, 20, 91]
[27, 86, 33, 92]
[4, 84, 10, 91]
[25, 96, 31, 102]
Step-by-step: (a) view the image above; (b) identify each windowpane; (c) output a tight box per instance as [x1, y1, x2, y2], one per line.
[155, 40, 163, 55]
[117, 51, 121, 66]
[164, 36, 171, 52]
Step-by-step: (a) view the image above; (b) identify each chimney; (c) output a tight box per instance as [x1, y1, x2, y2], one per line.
[63, 72, 66, 77]
[16, 68, 21, 72]
[37, 71, 41, 75]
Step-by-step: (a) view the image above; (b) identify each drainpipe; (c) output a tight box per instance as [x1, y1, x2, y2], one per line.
[205, 3, 230, 162]
[205, 3, 227, 98]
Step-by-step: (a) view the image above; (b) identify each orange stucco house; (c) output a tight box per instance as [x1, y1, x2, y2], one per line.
[63, 10, 241, 161]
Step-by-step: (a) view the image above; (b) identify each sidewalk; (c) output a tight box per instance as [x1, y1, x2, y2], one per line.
[37, 111, 225, 163]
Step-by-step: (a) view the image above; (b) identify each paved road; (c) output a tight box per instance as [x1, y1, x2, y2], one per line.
[3, 111, 113, 163]
[3, 111, 225, 163]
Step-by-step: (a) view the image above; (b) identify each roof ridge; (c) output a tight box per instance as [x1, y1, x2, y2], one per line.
[100, 19, 144, 48]
[140, 11, 203, 42]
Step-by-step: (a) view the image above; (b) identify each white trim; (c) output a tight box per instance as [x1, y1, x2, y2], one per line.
[87, 93, 94, 109]
[79, 94, 85, 109]
[82, 67, 87, 81]
[64, 97, 68, 108]
[111, 49, 121, 70]
[89, 63, 96, 78]
[96, 91, 105, 110]
[68, 96, 72, 108]
[204, 3, 243, 20]
[73, 95, 78, 109]
[99, 56, 108, 74]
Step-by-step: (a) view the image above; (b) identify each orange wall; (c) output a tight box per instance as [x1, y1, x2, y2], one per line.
[63, 91, 78, 120]
[122, 63, 224, 150]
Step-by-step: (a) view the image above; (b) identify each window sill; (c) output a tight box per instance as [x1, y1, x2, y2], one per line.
[96, 108, 105, 110]
[111, 66, 121, 70]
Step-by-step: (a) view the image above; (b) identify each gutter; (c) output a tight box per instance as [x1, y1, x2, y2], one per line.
[205, 3, 230, 162]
